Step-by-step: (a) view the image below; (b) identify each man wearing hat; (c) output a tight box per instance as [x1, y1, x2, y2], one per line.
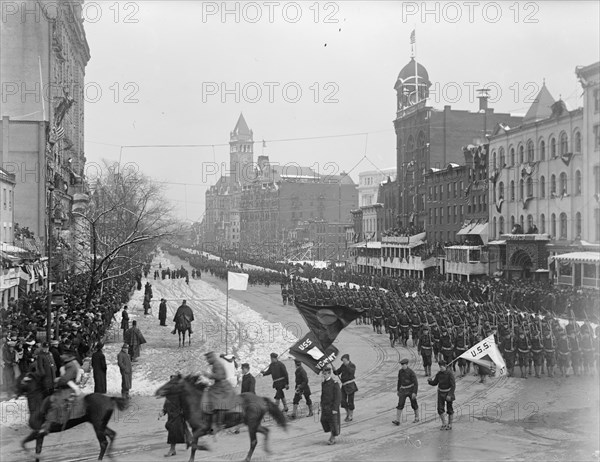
[261, 353, 289, 412]
[334, 354, 357, 422]
[49, 339, 61, 371]
[34, 342, 57, 398]
[290, 360, 312, 419]
[117, 343, 132, 399]
[393, 358, 419, 426]
[427, 360, 455, 430]
[320, 365, 341, 445]
[202, 351, 237, 435]
[417, 325, 434, 377]
[240, 363, 255, 394]
[92, 343, 107, 393]
[158, 299, 168, 326]
[38, 350, 81, 436]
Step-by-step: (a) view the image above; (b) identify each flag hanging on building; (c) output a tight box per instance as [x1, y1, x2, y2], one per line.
[458, 334, 507, 376]
[410, 29, 415, 44]
[289, 332, 339, 374]
[227, 271, 248, 291]
[560, 152, 573, 166]
[294, 300, 365, 349]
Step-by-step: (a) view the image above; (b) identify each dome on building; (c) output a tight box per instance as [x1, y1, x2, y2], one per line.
[394, 58, 430, 90]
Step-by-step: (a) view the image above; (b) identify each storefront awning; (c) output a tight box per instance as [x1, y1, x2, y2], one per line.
[552, 252, 600, 264]
[457, 221, 489, 244]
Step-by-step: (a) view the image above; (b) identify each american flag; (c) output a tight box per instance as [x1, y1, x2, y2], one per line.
[410, 29, 415, 44]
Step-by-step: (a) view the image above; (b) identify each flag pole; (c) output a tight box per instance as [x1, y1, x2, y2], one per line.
[225, 273, 229, 355]
[413, 26, 419, 104]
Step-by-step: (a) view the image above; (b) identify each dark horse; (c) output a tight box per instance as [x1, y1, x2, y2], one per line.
[16, 372, 128, 461]
[174, 314, 192, 347]
[155, 374, 287, 462]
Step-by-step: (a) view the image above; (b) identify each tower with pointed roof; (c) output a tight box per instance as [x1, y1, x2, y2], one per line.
[229, 113, 254, 187]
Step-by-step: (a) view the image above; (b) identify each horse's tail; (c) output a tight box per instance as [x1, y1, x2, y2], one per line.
[263, 398, 287, 430]
[111, 397, 129, 411]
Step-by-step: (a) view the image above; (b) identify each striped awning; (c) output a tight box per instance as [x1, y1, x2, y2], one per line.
[553, 252, 600, 264]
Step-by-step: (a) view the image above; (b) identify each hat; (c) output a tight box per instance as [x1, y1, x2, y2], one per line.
[322, 366, 332, 372]
[294, 360, 302, 366]
[341, 354, 350, 361]
[41, 342, 49, 348]
[438, 360, 447, 366]
[400, 358, 409, 365]
[270, 353, 278, 359]
[122, 343, 129, 349]
[241, 363, 250, 369]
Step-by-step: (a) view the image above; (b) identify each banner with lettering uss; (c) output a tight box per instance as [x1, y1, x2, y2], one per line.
[289, 332, 339, 374]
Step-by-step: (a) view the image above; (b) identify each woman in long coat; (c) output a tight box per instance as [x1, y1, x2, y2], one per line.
[161, 377, 190, 457]
[91, 343, 107, 393]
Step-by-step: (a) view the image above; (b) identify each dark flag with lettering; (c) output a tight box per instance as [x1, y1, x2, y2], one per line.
[289, 332, 339, 374]
[294, 300, 365, 349]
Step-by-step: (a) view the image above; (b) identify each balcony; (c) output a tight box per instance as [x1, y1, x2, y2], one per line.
[381, 255, 436, 271]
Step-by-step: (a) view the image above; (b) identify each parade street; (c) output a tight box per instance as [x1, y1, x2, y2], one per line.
[1, 252, 597, 462]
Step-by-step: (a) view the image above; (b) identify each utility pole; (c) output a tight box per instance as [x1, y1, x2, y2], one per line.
[46, 185, 54, 341]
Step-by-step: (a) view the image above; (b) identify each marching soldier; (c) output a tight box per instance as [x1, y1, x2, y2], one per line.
[500, 330, 516, 377]
[418, 325, 434, 377]
[556, 329, 571, 377]
[530, 328, 544, 379]
[372, 304, 383, 335]
[440, 328, 454, 368]
[427, 360, 456, 430]
[387, 313, 399, 348]
[580, 325, 594, 376]
[542, 327, 556, 378]
[516, 330, 531, 379]
[393, 358, 419, 426]
[569, 330, 582, 377]
[398, 310, 411, 347]
[291, 360, 313, 419]
[454, 327, 468, 377]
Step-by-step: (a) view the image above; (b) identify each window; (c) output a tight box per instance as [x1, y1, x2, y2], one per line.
[560, 172, 568, 195]
[595, 166, 600, 195]
[498, 181, 504, 199]
[519, 145, 524, 164]
[526, 140, 534, 162]
[2, 188, 5, 210]
[460, 205, 464, 221]
[519, 179, 524, 200]
[551, 213, 556, 237]
[527, 214, 533, 232]
[540, 213, 545, 234]
[575, 170, 582, 195]
[560, 133, 569, 156]
[492, 151, 497, 169]
[539, 140, 546, 161]
[595, 88, 600, 113]
[574, 131, 581, 153]
[520, 215, 524, 231]
[540, 176, 546, 198]
[560, 212, 568, 239]
[595, 125, 600, 151]
[454, 182, 458, 198]
[575, 212, 582, 238]
[596, 209, 600, 242]
[499, 216, 504, 234]
[493, 217, 497, 238]
[448, 206, 451, 222]
[510, 181, 515, 201]
[499, 147, 506, 167]
[550, 137, 557, 157]
[550, 174, 557, 196]
[526, 177, 533, 198]
[510, 215, 515, 231]
[510, 147, 515, 166]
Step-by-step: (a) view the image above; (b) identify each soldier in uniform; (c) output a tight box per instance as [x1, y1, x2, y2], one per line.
[410, 311, 421, 348]
[542, 328, 556, 378]
[387, 313, 399, 348]
[440, 328, 454, 367]
[500, 330, 516, 377]
[580, 325, 594, 376]
[372, 304, 383, 334]
[556, 329, 571, 377]
[418, 325, 434, 377]
[393, 358, 419, 426]
[569, 331, 582, 377]
[427, 360, 456, 430]
[398, 310, 411, 347]
[334, 354, 358, 422]
[281, 287, 288, 306]
[291, 360, 313, 419]
[530, 328, 544, 379]
[516, 330, 531, 379]
[454, 327, 468, 377]
[261, 352, 289, 412]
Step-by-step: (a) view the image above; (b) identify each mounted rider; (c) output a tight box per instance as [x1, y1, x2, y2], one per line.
[172, 299, 194, 334]
[38, 350, 83, 436]
[202, 351, 238, 434]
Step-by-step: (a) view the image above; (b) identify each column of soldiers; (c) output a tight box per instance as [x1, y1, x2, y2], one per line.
[279, 278, 600, 379]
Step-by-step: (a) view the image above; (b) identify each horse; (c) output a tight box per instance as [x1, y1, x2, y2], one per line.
[155, 374, 287, 462]
[174, 314, 192, 347]
[16, 372, 128, 461]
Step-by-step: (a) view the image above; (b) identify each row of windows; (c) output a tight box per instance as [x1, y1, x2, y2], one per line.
[492, 130, 581, 168]
[2, 188, 13, 211]
[494, 212, 585, 240]
[496, 170, 583, 201]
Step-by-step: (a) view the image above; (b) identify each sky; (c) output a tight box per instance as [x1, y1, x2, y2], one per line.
[82, 1, 600, 222]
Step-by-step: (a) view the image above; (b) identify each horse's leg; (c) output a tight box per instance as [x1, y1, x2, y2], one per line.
[93, 420, 109, 460]
[35, 435, 44, 462]
[188, 329, 191, 346]
[178, 331, 182, 348]
[257, 425, 271, 454]
[245, 427, 259, 462]
[104, 427, 117, 460]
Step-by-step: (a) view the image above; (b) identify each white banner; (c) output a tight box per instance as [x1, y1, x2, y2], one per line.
[459, 334, 507, 376]
[228, 272, 249, 291]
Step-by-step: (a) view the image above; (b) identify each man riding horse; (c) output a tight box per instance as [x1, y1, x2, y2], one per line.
[173, 299, 194, 334]
[202, 351, 238, 435]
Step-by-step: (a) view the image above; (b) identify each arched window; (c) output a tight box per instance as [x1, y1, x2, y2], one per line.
[519, 179, 524, 200]
[574, 131, 582, 153]
[520, 215, 524, 231]
[540, 176, 546, 198]
[493, 217, 497, 238]
[519, 145, 524, 164]
[560, 172, 568, 195]
[498, 181, 504, 199]
[406, 136, 415, 161]
[510, 180, 515, 201]
[492, 151, 497, 169]
[510, 147, 515, 166]
[499, 147, 506, 167]
[576, 212, 582, 238]
[499, 216, 505, 234]
[551, 213, 556, 237]
[527, 214, 534, 232]
[550, 174, 556, 196]
[539, 140, 546, 161]
[575, 170, 582, 195]
[559, 212, 568, 239]
[526, 177, 533, 197]
[526, 140, 534, 163]
[417, 131, 426, 157]
[550, 137, 556, 158]
[540, 213, 546, 234]
[560, 132, 568, 155]
[510, 215, 515, 231]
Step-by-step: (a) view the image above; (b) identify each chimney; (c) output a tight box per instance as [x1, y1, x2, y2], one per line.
[477, 88, 490, 112]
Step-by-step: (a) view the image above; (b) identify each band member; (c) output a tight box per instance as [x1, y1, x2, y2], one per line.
[393, 358, 419, 426]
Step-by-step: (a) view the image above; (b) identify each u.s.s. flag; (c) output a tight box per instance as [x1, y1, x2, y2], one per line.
[459, 334, 507, 376]
[289, 332, 338, 374]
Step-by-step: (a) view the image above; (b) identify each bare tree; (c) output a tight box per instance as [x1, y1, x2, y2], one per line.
[71, 161, 181, 307]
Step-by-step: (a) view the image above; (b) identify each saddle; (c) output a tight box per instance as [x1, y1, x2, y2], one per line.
[48, 392, 87, 425]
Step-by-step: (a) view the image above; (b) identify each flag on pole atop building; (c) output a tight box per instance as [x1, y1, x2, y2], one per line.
[410, 29, 415, 44]
[458, 334, 507, 376]
[227, 272, 248, 291]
